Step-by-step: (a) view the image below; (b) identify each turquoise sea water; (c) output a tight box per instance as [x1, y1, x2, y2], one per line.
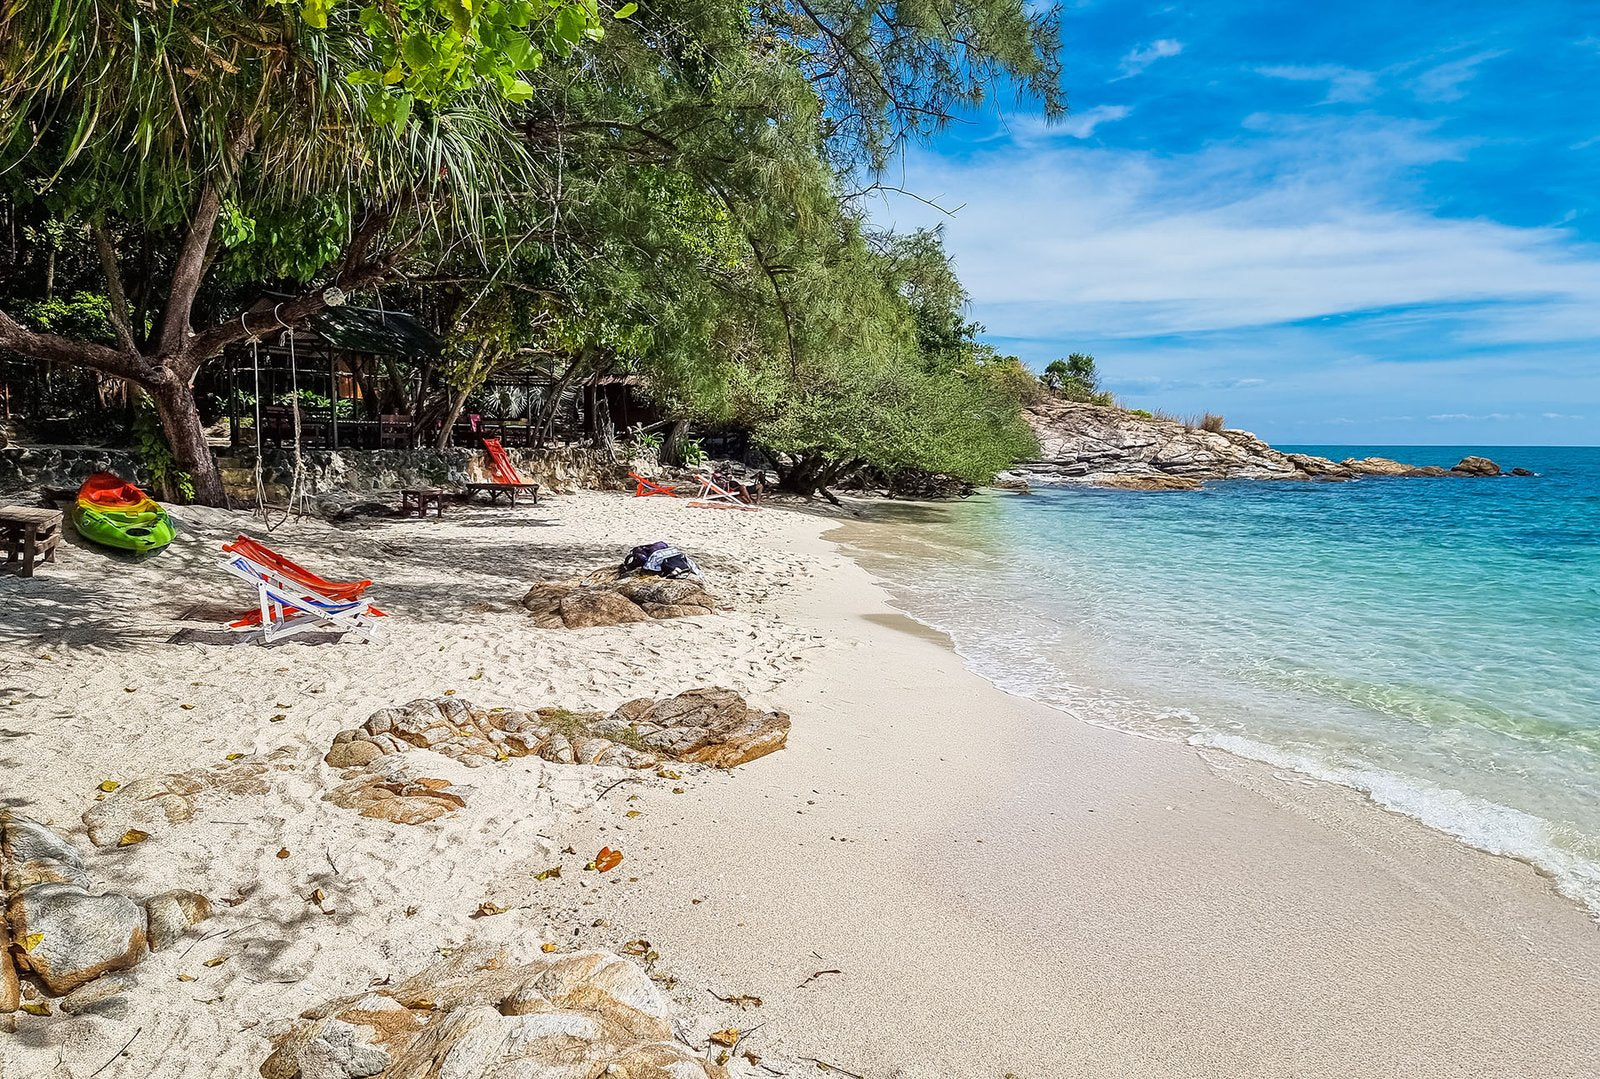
[847, 446, 1600, 913]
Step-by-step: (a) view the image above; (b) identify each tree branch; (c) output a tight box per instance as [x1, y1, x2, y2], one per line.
[91, 220, 138, 352]
[157, 182, 224, 356]
[0, 307, 149, 382]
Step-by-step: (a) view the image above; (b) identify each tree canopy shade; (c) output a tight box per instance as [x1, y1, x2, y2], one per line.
[0, 0, 1063, 503]
[0, 0, 608, 502]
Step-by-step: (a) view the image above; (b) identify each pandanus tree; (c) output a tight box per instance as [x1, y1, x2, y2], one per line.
[0, 0, 611, 504]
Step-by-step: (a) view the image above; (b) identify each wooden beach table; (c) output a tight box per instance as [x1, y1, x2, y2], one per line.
[462, 481, 540, 508]
[1, 505, 64, 577]
[400, 487, 448, 519]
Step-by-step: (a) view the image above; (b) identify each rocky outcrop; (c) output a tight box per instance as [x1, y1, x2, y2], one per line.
[522, 575, 720, 629]
[1451, 455, 1502, 476]
[0, 812, 211, 1010]
[325, 688, 790, 778]
[1008, 398, 1524, 489]
[81, 749, 296, 849]
[261, 947, 727, 1079]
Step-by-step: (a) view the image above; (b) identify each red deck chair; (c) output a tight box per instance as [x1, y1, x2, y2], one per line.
[629, 472, 679, 498]
[464, 437, 541, 506]
[219, 535, 386, 639]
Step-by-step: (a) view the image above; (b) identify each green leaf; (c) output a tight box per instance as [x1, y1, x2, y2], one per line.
[502, 78, 534, 103]
[300, 0, 332, 30]
[613, 2, 637, 17]
[400, 32, 436, 69]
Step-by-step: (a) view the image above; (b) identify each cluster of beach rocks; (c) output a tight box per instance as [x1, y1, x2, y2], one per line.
[522, 574, 721, 629]
[262, 946, 728, 1079]
[1004, 398, 1532, 490]
[326, 688, 789, 776]
[1, 812, 210, 1014]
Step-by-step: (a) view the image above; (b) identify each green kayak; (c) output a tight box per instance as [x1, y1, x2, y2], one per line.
[72, 473, 177, 554]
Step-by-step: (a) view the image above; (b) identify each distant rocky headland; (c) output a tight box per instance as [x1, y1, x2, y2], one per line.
[1000, 397, 1530, 491]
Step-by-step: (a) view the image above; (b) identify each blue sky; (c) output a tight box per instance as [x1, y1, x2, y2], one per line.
[878, 0, 1600, 445]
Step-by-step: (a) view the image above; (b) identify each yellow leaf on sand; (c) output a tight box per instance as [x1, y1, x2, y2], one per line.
[203, 956, 228, 968]
[709, 1028, 741, 1047]
[98, 780, 119, 792]
[625, 810, 641, 818]
[534, 866, 562, 881]
[472, 902, 507, 918]
[177, 973, 196, 982]
[180, 703, 195, 710]
[22, 933, 43, 951]
[118, 829, 148, 847]
[270, 714, 287, 722]
[21, 1002, 50, 1016]
[225, 753, 243, 761]
[541, 942, 558, 953]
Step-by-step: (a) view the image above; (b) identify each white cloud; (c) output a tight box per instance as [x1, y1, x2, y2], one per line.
[1257, 64, 1378, 104]
[1119, 39, 1183, 77]
[1054, 105, 1133, 139]
[1410, 50, 1505, 103]
[879, 118, 1600, 347]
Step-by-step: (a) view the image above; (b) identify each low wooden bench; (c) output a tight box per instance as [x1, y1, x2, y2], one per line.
[400, 488, 448, 519]
[462, 481, 540, 508]
[1, 505, 64, 577]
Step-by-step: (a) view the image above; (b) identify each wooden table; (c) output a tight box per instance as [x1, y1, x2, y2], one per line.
[1, 505, 64, 577]
[462, 482, 540, 508]
[400, 488, 448, 519]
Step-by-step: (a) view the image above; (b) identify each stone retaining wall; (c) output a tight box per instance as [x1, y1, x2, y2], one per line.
[0, 446, 146, 494]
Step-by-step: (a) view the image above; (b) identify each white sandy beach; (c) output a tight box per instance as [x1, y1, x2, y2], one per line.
[2, 489, 1597, 1077]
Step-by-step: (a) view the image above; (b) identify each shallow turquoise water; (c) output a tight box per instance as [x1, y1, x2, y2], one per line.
[851, 447, 1600, 913]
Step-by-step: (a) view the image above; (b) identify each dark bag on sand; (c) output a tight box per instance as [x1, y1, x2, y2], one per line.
[621, 541, 701, 579]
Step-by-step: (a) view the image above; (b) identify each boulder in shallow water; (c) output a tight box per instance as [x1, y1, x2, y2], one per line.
[1340, 456, 1414, 477]
[1510, 467, 1536, 476]
[1091, 473, 1204, 491]
[1451, 455, 1501, 476]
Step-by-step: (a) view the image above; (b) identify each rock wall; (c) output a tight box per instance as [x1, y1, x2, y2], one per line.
[232, 444, 630, 498]
[0, 446, 145, 495]
[1003, 398, 1515, 489]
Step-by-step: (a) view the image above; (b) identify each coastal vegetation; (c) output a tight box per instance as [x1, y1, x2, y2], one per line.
[0, 0, 1062, 503]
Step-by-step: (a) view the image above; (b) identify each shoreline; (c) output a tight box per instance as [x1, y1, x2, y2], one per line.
[2, 490, 1596, 1075]
[576, 497, 1600, 1075]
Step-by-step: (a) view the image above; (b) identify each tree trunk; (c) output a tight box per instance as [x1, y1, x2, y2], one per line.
[151, 373, 225, 506]
[660, 418, 690, 466]
[592, 385, 616, 459]
[435, 387, 470, 451]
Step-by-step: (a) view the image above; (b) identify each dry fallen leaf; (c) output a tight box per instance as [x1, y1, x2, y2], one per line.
[621, 939, 652, 956]
[269, 714, 287, 722]
[308, 888, 327, 906]
[203, 955, 228, 968]
[534, 866, 562, 881]
[709, 1028, 741, 1048]
[276, 848, 290, 859]
[176, 973, 196, 982]
[21, 1002, 50, 1016]
[671, 787, 686, 795]
[590, 847, 623, 873]
[118, 829, 148, 847]
[541, 942, 559, 954]
[180, 703, 195, 710]
[624, 810, 642, 819]
[98, 779, 119, 793]
[472, 901, 508, 918]
[225, 753, 243, 761]
[22, 932, 43, 951]
[714, 993, 764, 1009]
[657, 768, 682, 780]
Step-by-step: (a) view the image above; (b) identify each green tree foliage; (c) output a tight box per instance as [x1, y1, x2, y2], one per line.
[1043, 352, 1112, 405]
[0, 0, 609, 502]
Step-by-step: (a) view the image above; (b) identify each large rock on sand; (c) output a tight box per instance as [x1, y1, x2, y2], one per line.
[324, 689, 789, 777]
[8, 884, 147, 994]
[522, 575, 720, 629]
[0, 813, 210, 1008]
[262, 948, 726, 1079]
[607, 687, 791, 768]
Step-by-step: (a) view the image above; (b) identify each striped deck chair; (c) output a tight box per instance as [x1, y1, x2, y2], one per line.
[219, 536, 386, 643]
[688, 470, 760, 511]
